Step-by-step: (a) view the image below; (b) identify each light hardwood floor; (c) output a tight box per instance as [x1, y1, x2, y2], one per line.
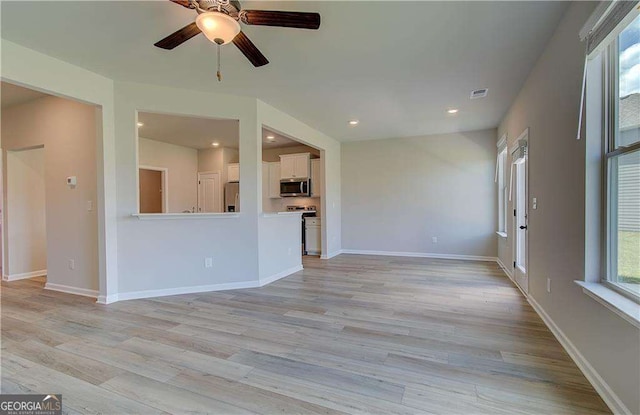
[1, 255, 610, 414]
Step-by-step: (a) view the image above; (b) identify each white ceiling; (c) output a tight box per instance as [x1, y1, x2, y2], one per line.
[138, 112, 308, 150]
[1, 82, 50, 108]
[0, 1, 568, 142]
[262, 128, 307, 149]
[138, 112, 239, 149]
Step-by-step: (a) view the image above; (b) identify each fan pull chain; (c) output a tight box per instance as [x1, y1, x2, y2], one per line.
[216, 43, 222, 82]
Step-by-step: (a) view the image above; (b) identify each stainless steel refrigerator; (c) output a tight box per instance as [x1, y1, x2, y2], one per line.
[224, 182, 239, 212]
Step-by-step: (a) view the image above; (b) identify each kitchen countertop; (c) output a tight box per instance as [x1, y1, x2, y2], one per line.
[262, 210, 319, 218]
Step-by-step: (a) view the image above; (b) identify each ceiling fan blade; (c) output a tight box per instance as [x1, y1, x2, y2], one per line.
[240, 10, 320, 30]
[154, 22, 201, 50]
[232, 31, 269, 67]
[169, 0, 194, 9]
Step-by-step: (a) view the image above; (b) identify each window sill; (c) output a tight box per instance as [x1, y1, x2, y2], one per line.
[496, 231, 508, 238]
[575, 281, 640, 329]
[131, 213, 240, 220]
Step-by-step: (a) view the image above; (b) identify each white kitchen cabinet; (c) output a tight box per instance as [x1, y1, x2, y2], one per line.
[280, 153, 310, 179]
[305, 217, 321, 255]
[227, 163, 239, 182]
[268, 162, 281, 199]
[311, 158, 322, 197]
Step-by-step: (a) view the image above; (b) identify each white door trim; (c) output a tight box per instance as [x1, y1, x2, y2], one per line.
[511, 128, 529, 294]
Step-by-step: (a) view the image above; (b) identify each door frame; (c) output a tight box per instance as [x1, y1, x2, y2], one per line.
[510, 128, 529, 294]
[197, 170, 222, 213]
[138, 165, 168, 213]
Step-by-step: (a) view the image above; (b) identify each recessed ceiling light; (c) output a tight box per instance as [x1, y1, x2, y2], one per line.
[266, 135, 275, 140]
[447, 109, 459, 114]
[137, 122, 144, 127]
[348, 120, 359, 126]
[211, 142, 220, 147]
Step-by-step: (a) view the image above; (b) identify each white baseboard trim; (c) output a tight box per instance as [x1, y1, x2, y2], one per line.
[98, 265, 304, 304]
[44, 283, 98, 299]
[96, 294, 118, 305]
[3, 269, 47, 281]
[110, 279, 262, 303]
[496, 258, 513, 280]
[259, 264, 303, 286]
[527, 296, 631, 415]
[341, 249, 497, 262]
[321, 250, 343, 260]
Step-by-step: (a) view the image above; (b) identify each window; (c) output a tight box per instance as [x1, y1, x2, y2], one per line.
[497, 146, 508, 235]
[604, 14, 640, 301]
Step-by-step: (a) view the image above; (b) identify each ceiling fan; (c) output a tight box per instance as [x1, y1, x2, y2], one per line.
[155, 0, 321, 70]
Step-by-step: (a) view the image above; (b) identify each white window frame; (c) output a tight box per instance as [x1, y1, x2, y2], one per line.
[496, 135, 508, 237]
[581, 7, 640, 313]
[602, 30, 640, 304]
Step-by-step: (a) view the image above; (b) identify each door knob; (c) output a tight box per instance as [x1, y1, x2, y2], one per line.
[519, 225, 528, 230]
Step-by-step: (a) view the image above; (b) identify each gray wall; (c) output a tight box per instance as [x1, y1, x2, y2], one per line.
[341, 129, 497, 258]
[497, 2, 640, 413]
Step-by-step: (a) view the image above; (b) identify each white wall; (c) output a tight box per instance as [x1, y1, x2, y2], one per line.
[1, 39, 342, 302]
[5, 147, 46, 277]
[341, 129, 497, 259]
[138, 137, 198, 213]
[116, 81, 261, 295]
[2, 96, 99, 291]
[1, 39, 118, 300]
[258, 214, 302, 281]
[497, 2, 639, 413]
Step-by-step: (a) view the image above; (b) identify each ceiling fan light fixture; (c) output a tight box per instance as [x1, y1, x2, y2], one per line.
[195, 12, 241, 45]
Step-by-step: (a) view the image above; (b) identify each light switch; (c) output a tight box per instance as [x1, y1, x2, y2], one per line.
[87, 200, 93, 211]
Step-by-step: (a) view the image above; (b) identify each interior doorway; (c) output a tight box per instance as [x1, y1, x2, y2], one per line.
[139, 166, 167, 213]
[4, 147, 47, 281]
[197, 171, 222, 213]
[1, 81, 100, 295]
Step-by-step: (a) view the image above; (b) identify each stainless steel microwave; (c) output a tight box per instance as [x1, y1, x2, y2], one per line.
[280, 179, 311, 197]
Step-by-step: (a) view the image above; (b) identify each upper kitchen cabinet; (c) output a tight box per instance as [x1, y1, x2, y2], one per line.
[280, 153, 310, 179]
[227, 163, 239, 182]
[311, 158, 322, 197]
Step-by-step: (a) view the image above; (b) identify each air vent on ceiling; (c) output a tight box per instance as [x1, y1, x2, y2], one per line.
[470, 88, 488, 99]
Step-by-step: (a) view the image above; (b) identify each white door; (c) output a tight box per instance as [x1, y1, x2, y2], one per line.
[513, 158, 528, 293]
[198, 172, 221, 213]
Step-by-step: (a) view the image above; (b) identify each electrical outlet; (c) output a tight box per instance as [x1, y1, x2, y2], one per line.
[87, 200, 93, 211]
[68, 259, 75, 270]
[432, 237, 438, 243]
[205, 257, 213, 268]
[547, 278, 551, 293]
[533, 197, 538, 210]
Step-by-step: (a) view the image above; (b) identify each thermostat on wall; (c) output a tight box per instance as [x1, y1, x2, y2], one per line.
[67, 176, 77, 187]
